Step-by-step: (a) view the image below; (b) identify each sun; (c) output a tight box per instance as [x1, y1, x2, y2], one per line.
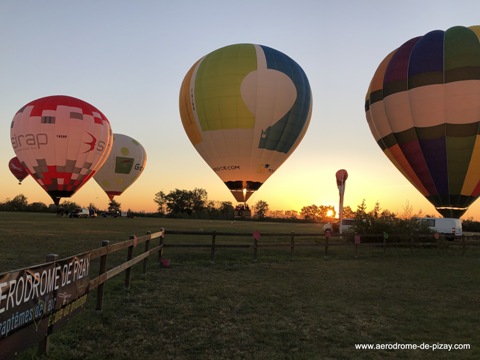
[326, 209, 335, 218]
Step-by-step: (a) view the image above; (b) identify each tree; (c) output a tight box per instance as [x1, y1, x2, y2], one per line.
[28, 202, 48, 212]
[342, 206, 355, 219]
[254, 200, 269, 219]
[355, 199, 368, 220]
[191, 188, 208, 213]
[218, 201, 234, 219]
[166, 189, 193, 215]
[349, 200, 429, 239]
[59, 200, 80, 214]
[154, 191, 167, 214]
[284, 210, 299, 220]
[269, 210, 284, 218]
[9, 194, 28, 211]
[108, 199, 121, 213]
[318, 205, 336, 222]
[371, 201, 381, 218]
[153, 188, 208, 217]
[300, 205, 320, 222]
[88, 203, 98, 212]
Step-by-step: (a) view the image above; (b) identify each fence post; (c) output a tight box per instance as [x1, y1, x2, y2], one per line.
[434, 232, 440, 251]
[410, 235, 414, 254]
[210, 230, 216, 265]
[158, 228, 165, 266]
[462, 235, 466, 256]
[383, 232, 387, 254]
[324, 230, 331, 259]
[96, 240, 110, 311]
[125, 235, 135, 289]
[143, 231, 151, 274]
[354, 233, 360, 258]
[290, 232, 295, 260]
[38, 253, 58, 356]
[253, 235, 258, 262]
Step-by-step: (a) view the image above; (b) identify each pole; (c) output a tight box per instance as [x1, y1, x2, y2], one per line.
[210, 230, 216, 265]
[339, 188, 344, 236]
[336, 169, 348, 236]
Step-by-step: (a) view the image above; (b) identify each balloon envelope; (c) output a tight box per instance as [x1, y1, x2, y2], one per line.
[336, 169, 348, 196]
[365, 25, 480, 218]
[94, 133, 147, 200]
[179, 43, 312, 202]
[336, 169, 348, 187]
[10, 95, 113, 205]
[9, 156, 29, 184]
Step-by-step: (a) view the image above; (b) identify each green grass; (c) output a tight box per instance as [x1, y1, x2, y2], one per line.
[1, 212, 479, 359]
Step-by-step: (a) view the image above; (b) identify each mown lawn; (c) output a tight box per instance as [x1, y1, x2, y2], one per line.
[1, 212, 479, 359]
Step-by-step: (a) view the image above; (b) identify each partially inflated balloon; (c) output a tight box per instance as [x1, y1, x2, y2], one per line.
[94, 133, 147, 200]
[180, 43, 312, 202]
[8, 156, 29, 184]
[10, 95, 113, 205]
[365, 25, 480, 218]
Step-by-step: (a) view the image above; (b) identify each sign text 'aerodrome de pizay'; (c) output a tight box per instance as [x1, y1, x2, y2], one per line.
[0, 253, 90, 359]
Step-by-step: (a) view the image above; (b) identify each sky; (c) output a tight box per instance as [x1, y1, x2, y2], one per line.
[2, 0, 480, 219]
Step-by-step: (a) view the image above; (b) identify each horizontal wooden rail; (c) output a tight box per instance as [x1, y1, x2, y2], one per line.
[89, 245, 162, 290]
[92, 230, 165, 311]
[165, 244, 251, 248]
[89, 233, 153, 260]
[160, 230, 480, 263]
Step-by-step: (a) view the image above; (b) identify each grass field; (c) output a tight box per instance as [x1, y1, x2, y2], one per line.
[1, 212, 479, 359]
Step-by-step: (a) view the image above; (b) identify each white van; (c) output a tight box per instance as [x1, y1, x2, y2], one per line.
[69, 208, 90, 218]
[322, 218, 355, 234]
[416, 217, 462, 239]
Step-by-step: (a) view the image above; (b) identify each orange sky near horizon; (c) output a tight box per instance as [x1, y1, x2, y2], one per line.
[6, 149, 480, 221]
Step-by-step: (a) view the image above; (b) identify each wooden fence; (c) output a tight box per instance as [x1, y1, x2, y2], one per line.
[0, 229, 165, 359]
[88, 230, 165, 312]
[162, 230, 480, 263]
[2, 228, 479, 359]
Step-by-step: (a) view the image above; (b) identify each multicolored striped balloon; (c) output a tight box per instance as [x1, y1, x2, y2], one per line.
[365, 25, 480, 218]
[180, 43, 312, 203]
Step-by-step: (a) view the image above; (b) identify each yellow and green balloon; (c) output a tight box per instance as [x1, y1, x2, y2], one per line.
[179, 43, 312, 203]
[94, 133, 147, 200]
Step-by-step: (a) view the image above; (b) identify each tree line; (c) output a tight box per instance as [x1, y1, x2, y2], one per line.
[0, 194, 122, 216]
[153, 188, 352, 221]
[3, 189, 480, 232]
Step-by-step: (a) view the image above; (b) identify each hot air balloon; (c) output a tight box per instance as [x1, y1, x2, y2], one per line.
[8, 156, 29, 184]
[10, 95, 113, 205]
[94, 133, 147, 200]
[365, 25, 480, 218]
[179, 43, 312, 203]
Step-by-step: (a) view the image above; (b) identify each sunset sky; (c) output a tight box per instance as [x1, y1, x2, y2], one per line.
[2, 1, 480, 219]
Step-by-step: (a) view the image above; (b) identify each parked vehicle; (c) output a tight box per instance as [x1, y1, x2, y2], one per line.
[322, 218, 356, 234]
[416, 217, 462, 240]
[101, 210, 120, 218]
[69, 208, 90, 218]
